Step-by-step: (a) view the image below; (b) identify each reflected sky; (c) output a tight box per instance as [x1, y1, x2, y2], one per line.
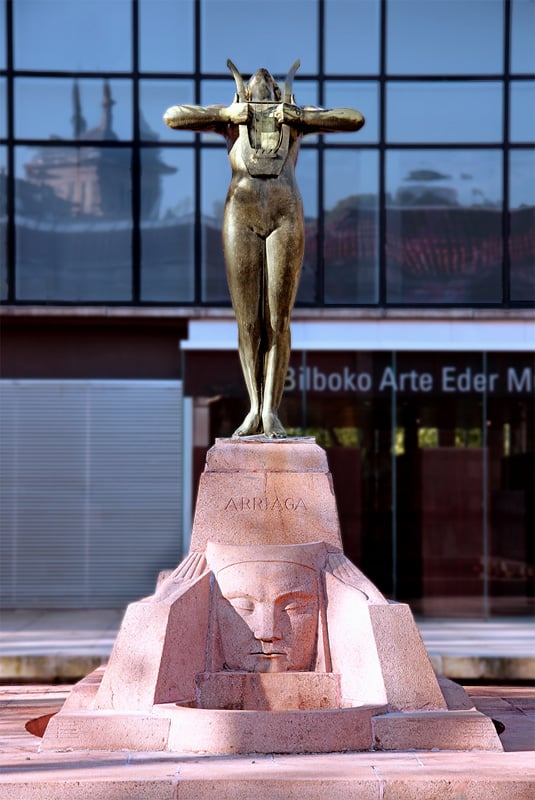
[510, 82, 535, 142]
[0, 77, 5, 138]
[511, 0, 535, 73]
[325, 0, 380, 74]
[139, 0, 194, 73]
[387, 82, 503, 144]
[13, 0, 131, 71]
[387, 0, 504, 74]
[510, 150, 535, 207]
[201, 0, 318, 74]
[15, 79, 133, 141]
[386, 150, 503, 209]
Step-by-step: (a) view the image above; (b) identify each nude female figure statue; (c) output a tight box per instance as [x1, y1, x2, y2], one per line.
[164, 60, 365, 438]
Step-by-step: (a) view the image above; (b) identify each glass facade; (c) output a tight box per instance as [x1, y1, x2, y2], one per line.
[0, 0, 533, 307]
[0, 1, 533, 617]
[188, 348, 535, 616]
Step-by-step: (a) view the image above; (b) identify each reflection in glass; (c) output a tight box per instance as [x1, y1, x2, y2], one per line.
[0, 78, 6, 139]
[511, 0, 535, 73]
[0, 146, 6, 300]
[387, 0, 504, 75]
[325, 0, 380, 74]
[139, 0, 194, 72]
[201, 0, 318, 73]
[510, 81, 535, 142]
[295, 148, 317, 304]
[387, 82, 503, 143]
[509, 150, 535, 302]
[324, 150, 379, 304]
[141, 148, 195, 302]
[0, 1, 5, 69]
[201, 148, 231, 302]
[140, 80, 195, 142]
[15, 79, 132, 141]
[14, 0, 131, 71]
[200, 80, 237, 144]
[292, 81, 320, 144]
[386, 150, 503, 303]
[15, 146, 132, 301]
[487, 353, 535, 615]
[324, 82, 379, 144]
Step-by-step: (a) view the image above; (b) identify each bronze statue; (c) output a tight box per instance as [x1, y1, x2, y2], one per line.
[164, 60, 365, 438]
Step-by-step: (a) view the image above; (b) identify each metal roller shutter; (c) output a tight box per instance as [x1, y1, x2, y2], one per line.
[0, 380, 183, 608]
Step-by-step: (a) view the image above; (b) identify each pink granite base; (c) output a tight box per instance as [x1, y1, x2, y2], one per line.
[41, 665, 502, 755]
[40, 438, 505, 756]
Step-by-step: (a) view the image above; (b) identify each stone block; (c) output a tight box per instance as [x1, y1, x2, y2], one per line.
[372, 709, 503, 751]
[369, 603, 447, 711]
[93, 571, 210, 712]
[40, 710, 171, 752]
[164, 704, 384, 754]
[195, 671, 342, 710]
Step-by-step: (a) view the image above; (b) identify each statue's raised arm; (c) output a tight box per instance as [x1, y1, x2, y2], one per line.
[163, 61, 365, 439]
[163, 102, 250, 134]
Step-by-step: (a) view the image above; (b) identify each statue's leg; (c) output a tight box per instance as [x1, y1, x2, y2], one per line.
[262, 219, 305, 438]
[223, 218, 264, 436]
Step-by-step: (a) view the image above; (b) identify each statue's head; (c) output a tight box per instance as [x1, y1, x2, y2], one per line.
[207, 542, 326, 673]
[227, 59, 300, 105]
[245, 69, 282, 102]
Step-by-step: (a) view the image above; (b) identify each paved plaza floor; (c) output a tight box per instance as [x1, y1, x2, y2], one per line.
[0, 682, 533, 799]
[0, 610, 533, 798]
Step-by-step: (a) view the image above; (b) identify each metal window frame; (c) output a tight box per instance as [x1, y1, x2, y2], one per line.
[1, 0, 533, 309]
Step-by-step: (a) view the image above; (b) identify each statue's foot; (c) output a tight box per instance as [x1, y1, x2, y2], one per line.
[262, 412, 287, 439]
[232, 411, 261, 437]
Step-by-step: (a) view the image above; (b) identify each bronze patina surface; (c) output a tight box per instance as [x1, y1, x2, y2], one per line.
[164, 60, 365, 437]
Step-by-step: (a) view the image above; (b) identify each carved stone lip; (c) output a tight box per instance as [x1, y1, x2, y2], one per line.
[250, 651, 285, 657]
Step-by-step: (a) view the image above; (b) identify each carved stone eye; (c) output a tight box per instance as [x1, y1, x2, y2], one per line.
[227, 597, 255, 613]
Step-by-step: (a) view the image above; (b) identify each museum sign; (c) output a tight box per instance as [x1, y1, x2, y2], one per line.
[184, 351, 535, 398]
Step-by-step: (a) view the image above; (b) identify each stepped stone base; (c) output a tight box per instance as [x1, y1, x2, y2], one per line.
[41, 438, 503, 755]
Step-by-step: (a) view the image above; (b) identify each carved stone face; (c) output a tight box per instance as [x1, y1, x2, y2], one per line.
[216, 560, 319, 673]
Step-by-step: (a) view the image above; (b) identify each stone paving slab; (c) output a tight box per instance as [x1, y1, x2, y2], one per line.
[0, 685, 534, 800]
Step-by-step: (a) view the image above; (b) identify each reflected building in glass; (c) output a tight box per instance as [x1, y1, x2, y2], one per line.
[0, 0, 533, 618]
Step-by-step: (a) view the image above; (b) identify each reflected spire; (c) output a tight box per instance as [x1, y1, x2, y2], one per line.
[71, 81, 87, 139]
[100, 80, 116, 139]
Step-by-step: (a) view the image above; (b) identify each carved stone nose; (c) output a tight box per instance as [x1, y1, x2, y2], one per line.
[252, 605, 281, 641]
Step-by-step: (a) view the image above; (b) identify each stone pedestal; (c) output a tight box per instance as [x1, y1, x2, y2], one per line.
[41, 438, 503, 754]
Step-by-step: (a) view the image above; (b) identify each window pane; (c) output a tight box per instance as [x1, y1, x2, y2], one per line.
[296, 148, 318, 304]
[14, 0, 131, 71]
[511, 0, 535, 73]
[387, 0, 504, 75]
[15, 146, 132, 301]
[140, 80, 195, 142]
[325, 0, 380, 74]
[139, 0, 194, 72]
[200, 79, 240, 144]
[510, 81, 535, 142]
[324, 82, 379, 143]
[324, 150, 379, 304]
[201, 148, 230, 302]
[0, 146, 6, 300]
[386, 150, 503, 303]
[15, 79, 132, 141]
[0, 78, 6, 139]
[387, 82, 503, 143]
[295, 81, 320, 144]
[141, 148, 195, 302]
[201, 0, 318, 73]
[0, 0, 5, 68]
[509, 150, 535, 302]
